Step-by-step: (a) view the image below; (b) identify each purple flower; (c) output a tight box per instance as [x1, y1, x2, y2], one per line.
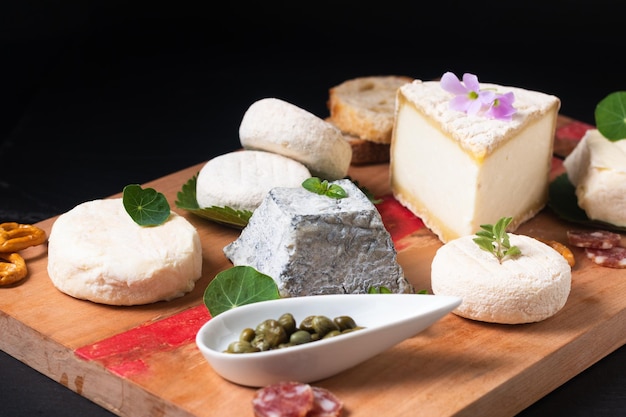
[440, 72, 516, 121]
[486, 92, 516, 121]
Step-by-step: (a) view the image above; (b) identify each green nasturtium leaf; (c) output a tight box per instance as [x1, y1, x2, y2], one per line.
[175, 175, 252, 229]
[595, 91, 626, 141]
[203, 266, 281, 317]
[548, 173, 626, 232]
[122, 184, 171, 226]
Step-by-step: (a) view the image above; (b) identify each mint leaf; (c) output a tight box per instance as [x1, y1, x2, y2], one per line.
[302, 177, 347, 199]
[595, 91, 626, 141]
[122, 184, 170, 226]
[203, 266, 280, 317]
[175, 175, 252, 229]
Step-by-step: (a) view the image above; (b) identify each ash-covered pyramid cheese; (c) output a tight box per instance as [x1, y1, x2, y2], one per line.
[390, 78, 560, 243]
[223, 179, 413, 297]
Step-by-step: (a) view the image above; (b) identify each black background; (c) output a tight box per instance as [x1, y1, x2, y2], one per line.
[1, 1, 625, 416]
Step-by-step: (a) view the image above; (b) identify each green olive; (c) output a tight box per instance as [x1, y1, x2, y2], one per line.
[251, 319, 288, 351]
[239, 327, 256, 343]
[299, 315, 316, 333]
[278, 313, 297, 335]
[312, 315, 339, 337]
[225, 312, 365, 353]
[322, 329, 342, 339]
[334, 316, 357, 331]
[289, 329, 313, 345]
[225, 341, 260, 354]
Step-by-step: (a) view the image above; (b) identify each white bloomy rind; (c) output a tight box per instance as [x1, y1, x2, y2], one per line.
[390, 79, 560, 243]
[431, 234, 571, 324]
[47, 198, 203, 306]
[563, 128, 626, 227]
[239, 98, 353, 180]
[196, 150, 311, 212]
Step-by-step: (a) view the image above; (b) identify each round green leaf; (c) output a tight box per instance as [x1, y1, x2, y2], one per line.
[594, 91, 626, 141]
[203, 266, 280, 317]
[122, 184, 171, 226]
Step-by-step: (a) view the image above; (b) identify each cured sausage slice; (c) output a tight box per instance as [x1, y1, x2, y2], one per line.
[252, 381, 314, 417]
[585, 247, 626, 269]
[308, 386, 343, 417]
[566, 230, 621, 249]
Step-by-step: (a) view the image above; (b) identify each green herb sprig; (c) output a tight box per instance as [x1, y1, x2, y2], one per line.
[302, 177, 347, 199]
[122, 184, 171, 226]
[473, 217, 521, 263]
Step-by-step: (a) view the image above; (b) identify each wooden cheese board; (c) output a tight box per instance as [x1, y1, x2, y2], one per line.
[2, 115, 625, 417]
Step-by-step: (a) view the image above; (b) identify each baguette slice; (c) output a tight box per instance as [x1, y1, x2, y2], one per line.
[328, 75, 413, 144]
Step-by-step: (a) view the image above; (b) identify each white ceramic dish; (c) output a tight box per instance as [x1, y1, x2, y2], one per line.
[195, 293, 462, 387]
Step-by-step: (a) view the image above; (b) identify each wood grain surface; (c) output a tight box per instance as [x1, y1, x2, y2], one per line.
[1, 116, 625, 417]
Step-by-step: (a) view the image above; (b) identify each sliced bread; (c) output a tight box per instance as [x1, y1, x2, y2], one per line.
[327, 75, 413, 144]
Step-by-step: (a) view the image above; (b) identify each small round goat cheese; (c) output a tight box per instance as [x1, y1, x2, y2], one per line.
[431, 234, 571, 324]
[196, 150, 311, 212]
[47, 198, 203, 306]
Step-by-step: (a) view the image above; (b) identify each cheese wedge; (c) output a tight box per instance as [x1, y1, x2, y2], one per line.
[563, 129, 626, 227]
[390, 80, 560, 243]
[431, 234, 571, 324]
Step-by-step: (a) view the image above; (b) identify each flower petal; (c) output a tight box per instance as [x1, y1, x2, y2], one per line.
[449, 95, 472, 112]
[462, 73, 480, 92]
[440, 72, 468, 95]
[466, 99, 484, 116]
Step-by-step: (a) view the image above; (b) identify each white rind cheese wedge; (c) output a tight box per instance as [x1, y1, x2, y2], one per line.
[563, 129, 626, 227]
[239, 98, 352, 180]
[390, 80, 560, 243]
[47, 199, 203, 306]
[196, 150, 311, 212]
[431, 234, 571, 324]
[224, 179, 413, 297]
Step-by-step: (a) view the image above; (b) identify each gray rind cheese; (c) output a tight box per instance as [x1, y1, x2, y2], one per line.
[224, 179, 413, 297]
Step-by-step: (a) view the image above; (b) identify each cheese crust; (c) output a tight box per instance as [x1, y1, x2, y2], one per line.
[563, 129, 626, 227]
[431, 234, 571, 324]
[196, 150, 311, 212]
[47, 199, 203, 305]
[224, 179, 413, 297]
[239, 98, 352, 180]
[390, 80, 560, 243]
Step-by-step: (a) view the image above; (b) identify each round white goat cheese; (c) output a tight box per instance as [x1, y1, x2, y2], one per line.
[431, 234, 571, 324]
[563, 129, 626, 227]
[239, 98, 352, 180]
[47, 198, 203, 306]
[196, 150, 311, 212]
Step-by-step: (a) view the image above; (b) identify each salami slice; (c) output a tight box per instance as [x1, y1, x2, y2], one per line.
[308, 386, 343, 417]
[252, 381, 314, 417]
[566, 230, 621, 249]
[585, 247, 626, 269]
